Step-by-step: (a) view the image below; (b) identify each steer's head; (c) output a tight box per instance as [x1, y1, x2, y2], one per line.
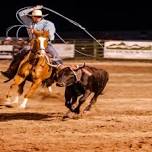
[56, 67, 76, 87]
[56, 63, 85, 87]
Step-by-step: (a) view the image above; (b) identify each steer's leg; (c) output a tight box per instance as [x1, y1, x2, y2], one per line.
[83, 93, 99, 112]
[62, 88, 78, 119]
[65, 87, 78, 112]
[73, 90, 91, 114]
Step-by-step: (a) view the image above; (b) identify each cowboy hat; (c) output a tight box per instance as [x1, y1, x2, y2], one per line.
[29, 9, 48, 17]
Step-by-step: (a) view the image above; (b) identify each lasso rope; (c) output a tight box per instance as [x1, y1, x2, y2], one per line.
[16, 6, 32, 25]
[43, 7, 103, 47]
[6, 6, 102, 58]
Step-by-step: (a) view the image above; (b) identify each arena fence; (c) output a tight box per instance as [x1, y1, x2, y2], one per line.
[104, 40, 152, 60]
[1, 37, 152, 61]
[0, 37, 104, 60]
[65, 39, 104, 59]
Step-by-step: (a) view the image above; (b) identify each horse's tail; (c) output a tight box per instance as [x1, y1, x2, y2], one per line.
[3, 78, 12, 83]
[1, 71, 14, 83]
[1, 71, 8, 78]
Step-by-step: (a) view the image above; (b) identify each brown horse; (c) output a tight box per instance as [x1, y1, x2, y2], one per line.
[5, 29, 54, 108]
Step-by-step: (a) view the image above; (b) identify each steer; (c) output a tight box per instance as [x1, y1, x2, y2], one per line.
[56, 63, 109, 114]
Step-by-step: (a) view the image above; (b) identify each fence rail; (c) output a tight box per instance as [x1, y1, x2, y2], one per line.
[0, 38, 104, 59]
[1, 37, 152, 61]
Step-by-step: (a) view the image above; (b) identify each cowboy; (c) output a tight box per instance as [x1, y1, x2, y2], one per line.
[20, 5, 62, 64]
[2, 5, 62, 79]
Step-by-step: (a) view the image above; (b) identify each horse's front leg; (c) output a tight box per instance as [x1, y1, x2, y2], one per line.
[5, 83, 16, 106]
[20, 79, 42, 108]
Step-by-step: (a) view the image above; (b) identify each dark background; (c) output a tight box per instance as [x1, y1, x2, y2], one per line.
[0, 0, 152, 39]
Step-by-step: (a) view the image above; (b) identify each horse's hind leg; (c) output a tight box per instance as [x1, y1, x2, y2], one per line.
[18, 80, 26, 95]
[20, 79, 42, 108]
[5, 75, 25, 106]
[12, 80, 26, 104]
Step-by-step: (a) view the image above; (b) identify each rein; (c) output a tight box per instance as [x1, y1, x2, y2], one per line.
[30, 38, 55, 67]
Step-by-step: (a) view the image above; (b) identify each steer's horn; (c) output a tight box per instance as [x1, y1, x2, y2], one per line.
[50, 64, 68, 72]
[74, 62, 85, 71]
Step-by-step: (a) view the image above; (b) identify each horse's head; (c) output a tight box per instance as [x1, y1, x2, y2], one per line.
[30, 29, 49, 53]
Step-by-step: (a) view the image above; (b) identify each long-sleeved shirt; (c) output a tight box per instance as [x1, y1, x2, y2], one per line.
[18, 7, 56, 41]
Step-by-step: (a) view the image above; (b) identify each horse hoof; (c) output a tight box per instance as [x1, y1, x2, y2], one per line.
[5, 105, 13, 108]
[4, 101, 11, 106]
[48, 86, 52, 93]
[4, 101, 13, 108]
[19, 99, 28, 109]
[19, 104, 27, 109]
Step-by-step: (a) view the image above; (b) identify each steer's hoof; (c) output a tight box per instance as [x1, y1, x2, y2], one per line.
[73, 108, 80, 114]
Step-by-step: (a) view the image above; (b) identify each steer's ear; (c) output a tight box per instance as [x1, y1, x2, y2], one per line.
[73, 62, 85, 71]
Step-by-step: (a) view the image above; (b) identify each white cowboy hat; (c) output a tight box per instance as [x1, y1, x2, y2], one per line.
[29, 9, 48, 17]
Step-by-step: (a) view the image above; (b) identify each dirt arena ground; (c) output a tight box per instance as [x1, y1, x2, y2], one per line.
[0, 59, 152, 152]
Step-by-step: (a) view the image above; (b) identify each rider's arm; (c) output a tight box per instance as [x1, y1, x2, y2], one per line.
[18, 5, 43, 25]
[18, 7, 33, 25]
[45, 21, 56, 41]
